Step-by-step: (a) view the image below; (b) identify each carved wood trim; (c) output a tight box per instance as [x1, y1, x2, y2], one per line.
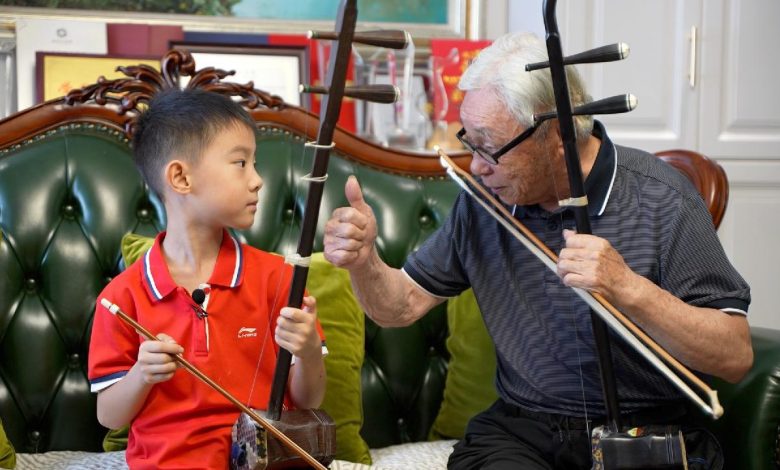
[0, 49, 470, 177]
[250, 106, 471, 177]
[656, 149, 729, 229]
[0, 49, 728, 208]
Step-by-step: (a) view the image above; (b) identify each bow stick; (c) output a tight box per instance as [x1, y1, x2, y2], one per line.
[436, 149, 723, 419]
[266, 0, 410, 421]
[99, 298, 328, 470]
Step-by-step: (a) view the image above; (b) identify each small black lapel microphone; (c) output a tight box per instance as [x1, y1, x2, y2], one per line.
[191, 288, 208, 319]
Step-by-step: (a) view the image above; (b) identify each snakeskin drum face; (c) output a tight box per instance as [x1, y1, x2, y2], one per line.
[231, 412, 268, 470]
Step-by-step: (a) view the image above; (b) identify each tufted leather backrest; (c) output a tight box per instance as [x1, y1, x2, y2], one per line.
[0, 120, 462, 453]
[0, 124, 160, 452]
[0, 50, 473, 452]
[0, 51, 739, 455]
[655, 149, 729, 229]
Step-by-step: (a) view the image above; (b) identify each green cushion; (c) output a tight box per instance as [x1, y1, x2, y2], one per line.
[430, 288, 498, 440]
[113, 234, 371, 463]
[0, 417, 15, 469]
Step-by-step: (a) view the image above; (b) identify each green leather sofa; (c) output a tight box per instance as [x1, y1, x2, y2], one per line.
[0, 51, 778, 469]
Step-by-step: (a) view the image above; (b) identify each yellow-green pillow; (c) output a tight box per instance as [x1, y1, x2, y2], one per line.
[430, 288, 498, 440]
[114, 234, 371, 463]
[0, 418, 16, 469]
[307, 253, 370, 464]
[103, 426, 128, 452]
[120, 232, 154, 267]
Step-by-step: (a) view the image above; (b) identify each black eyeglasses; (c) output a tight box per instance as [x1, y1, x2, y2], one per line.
[456, 121, 542, 165]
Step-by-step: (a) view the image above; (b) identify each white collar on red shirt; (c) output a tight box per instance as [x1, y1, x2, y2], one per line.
[142, 229, 244, 302]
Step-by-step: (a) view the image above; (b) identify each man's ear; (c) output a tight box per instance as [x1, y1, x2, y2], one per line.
[551, 122, 565, 158]
[164, 159, 191, 195]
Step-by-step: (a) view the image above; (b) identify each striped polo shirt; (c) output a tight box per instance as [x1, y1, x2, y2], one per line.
[403, 121, 750, 417]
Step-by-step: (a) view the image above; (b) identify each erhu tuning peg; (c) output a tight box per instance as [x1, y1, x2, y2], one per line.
[526, 43, 630, 72]
[299, 84, 400, 104]
[308, 30, 410, 49]
[534, 94, 637, 125]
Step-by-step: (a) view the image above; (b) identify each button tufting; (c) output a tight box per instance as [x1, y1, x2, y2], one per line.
[30, 430, 40, 441]
[105, 276, 113, 283]
[62, 204, 76, 219]
[283, 207, 295, 223]
[418, 209, 434, 228]
[25, 278, 37, 292]
[137, 208, 150, 220]
[69, 353, 80, 367]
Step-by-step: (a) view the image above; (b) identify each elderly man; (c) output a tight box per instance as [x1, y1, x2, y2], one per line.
[324, 32, 751, 469]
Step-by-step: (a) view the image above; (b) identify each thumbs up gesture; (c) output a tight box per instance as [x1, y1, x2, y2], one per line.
[324, 176, 378, 269]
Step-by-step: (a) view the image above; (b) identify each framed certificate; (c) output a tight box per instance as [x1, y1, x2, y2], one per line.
[171, 43, 308, 108]
[36, 52, 160, 103]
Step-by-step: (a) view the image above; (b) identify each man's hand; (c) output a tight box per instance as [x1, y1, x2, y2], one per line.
[275, 296, 321, 361]
[557, 229, 641, 304]
[323, 176, 378, 269]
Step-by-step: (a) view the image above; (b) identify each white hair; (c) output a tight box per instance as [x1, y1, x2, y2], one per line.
[459, 32, 593, 141]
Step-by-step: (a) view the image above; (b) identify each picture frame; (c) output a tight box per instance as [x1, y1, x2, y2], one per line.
[0, 0, 473, 40]
[35, 51, 160, 104]
[0, 37, 15, 119]
[171, 43, 308, 108]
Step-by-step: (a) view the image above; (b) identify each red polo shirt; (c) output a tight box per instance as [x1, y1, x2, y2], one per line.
[88, 230, 326, 469]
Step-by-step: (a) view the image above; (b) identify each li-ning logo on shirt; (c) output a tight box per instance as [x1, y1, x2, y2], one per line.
[237, 327, 257, 338]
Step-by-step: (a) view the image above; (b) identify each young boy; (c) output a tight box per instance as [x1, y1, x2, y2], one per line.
[88, 89, 326, 469]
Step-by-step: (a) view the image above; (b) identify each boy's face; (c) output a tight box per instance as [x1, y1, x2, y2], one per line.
[188, 123, 261, 230]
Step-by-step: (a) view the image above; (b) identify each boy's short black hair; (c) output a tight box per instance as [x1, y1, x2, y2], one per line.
[133, 88, 257, 197]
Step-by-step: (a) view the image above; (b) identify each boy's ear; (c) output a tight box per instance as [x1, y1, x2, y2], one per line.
[165, 159, 192, 195]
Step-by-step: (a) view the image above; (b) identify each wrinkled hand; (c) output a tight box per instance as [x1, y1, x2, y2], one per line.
[323, 176, 378, 269]
[137, 333, 183, 385]
[275, 296, 321, 361]
[557, 229, 639, 302]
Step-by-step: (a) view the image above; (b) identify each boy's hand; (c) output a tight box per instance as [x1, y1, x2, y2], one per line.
[137, 333, 183, 385]
[275, 296, 321, 361]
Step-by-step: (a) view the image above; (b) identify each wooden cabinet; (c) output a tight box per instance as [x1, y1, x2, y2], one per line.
[560, 0, 700, 152]
[555, 0, 780, 157]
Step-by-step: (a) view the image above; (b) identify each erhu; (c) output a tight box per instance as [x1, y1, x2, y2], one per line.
[233, 1, 410, 469]
[535, 2, 691, 468]
[436, 0, 723, 468]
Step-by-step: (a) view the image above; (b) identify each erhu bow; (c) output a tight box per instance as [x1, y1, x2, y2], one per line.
[98, 299, 328, 470]
[436, 152, 722, 420]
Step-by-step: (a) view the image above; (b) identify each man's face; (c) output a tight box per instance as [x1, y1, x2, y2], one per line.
[460, 87, 563, 207]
